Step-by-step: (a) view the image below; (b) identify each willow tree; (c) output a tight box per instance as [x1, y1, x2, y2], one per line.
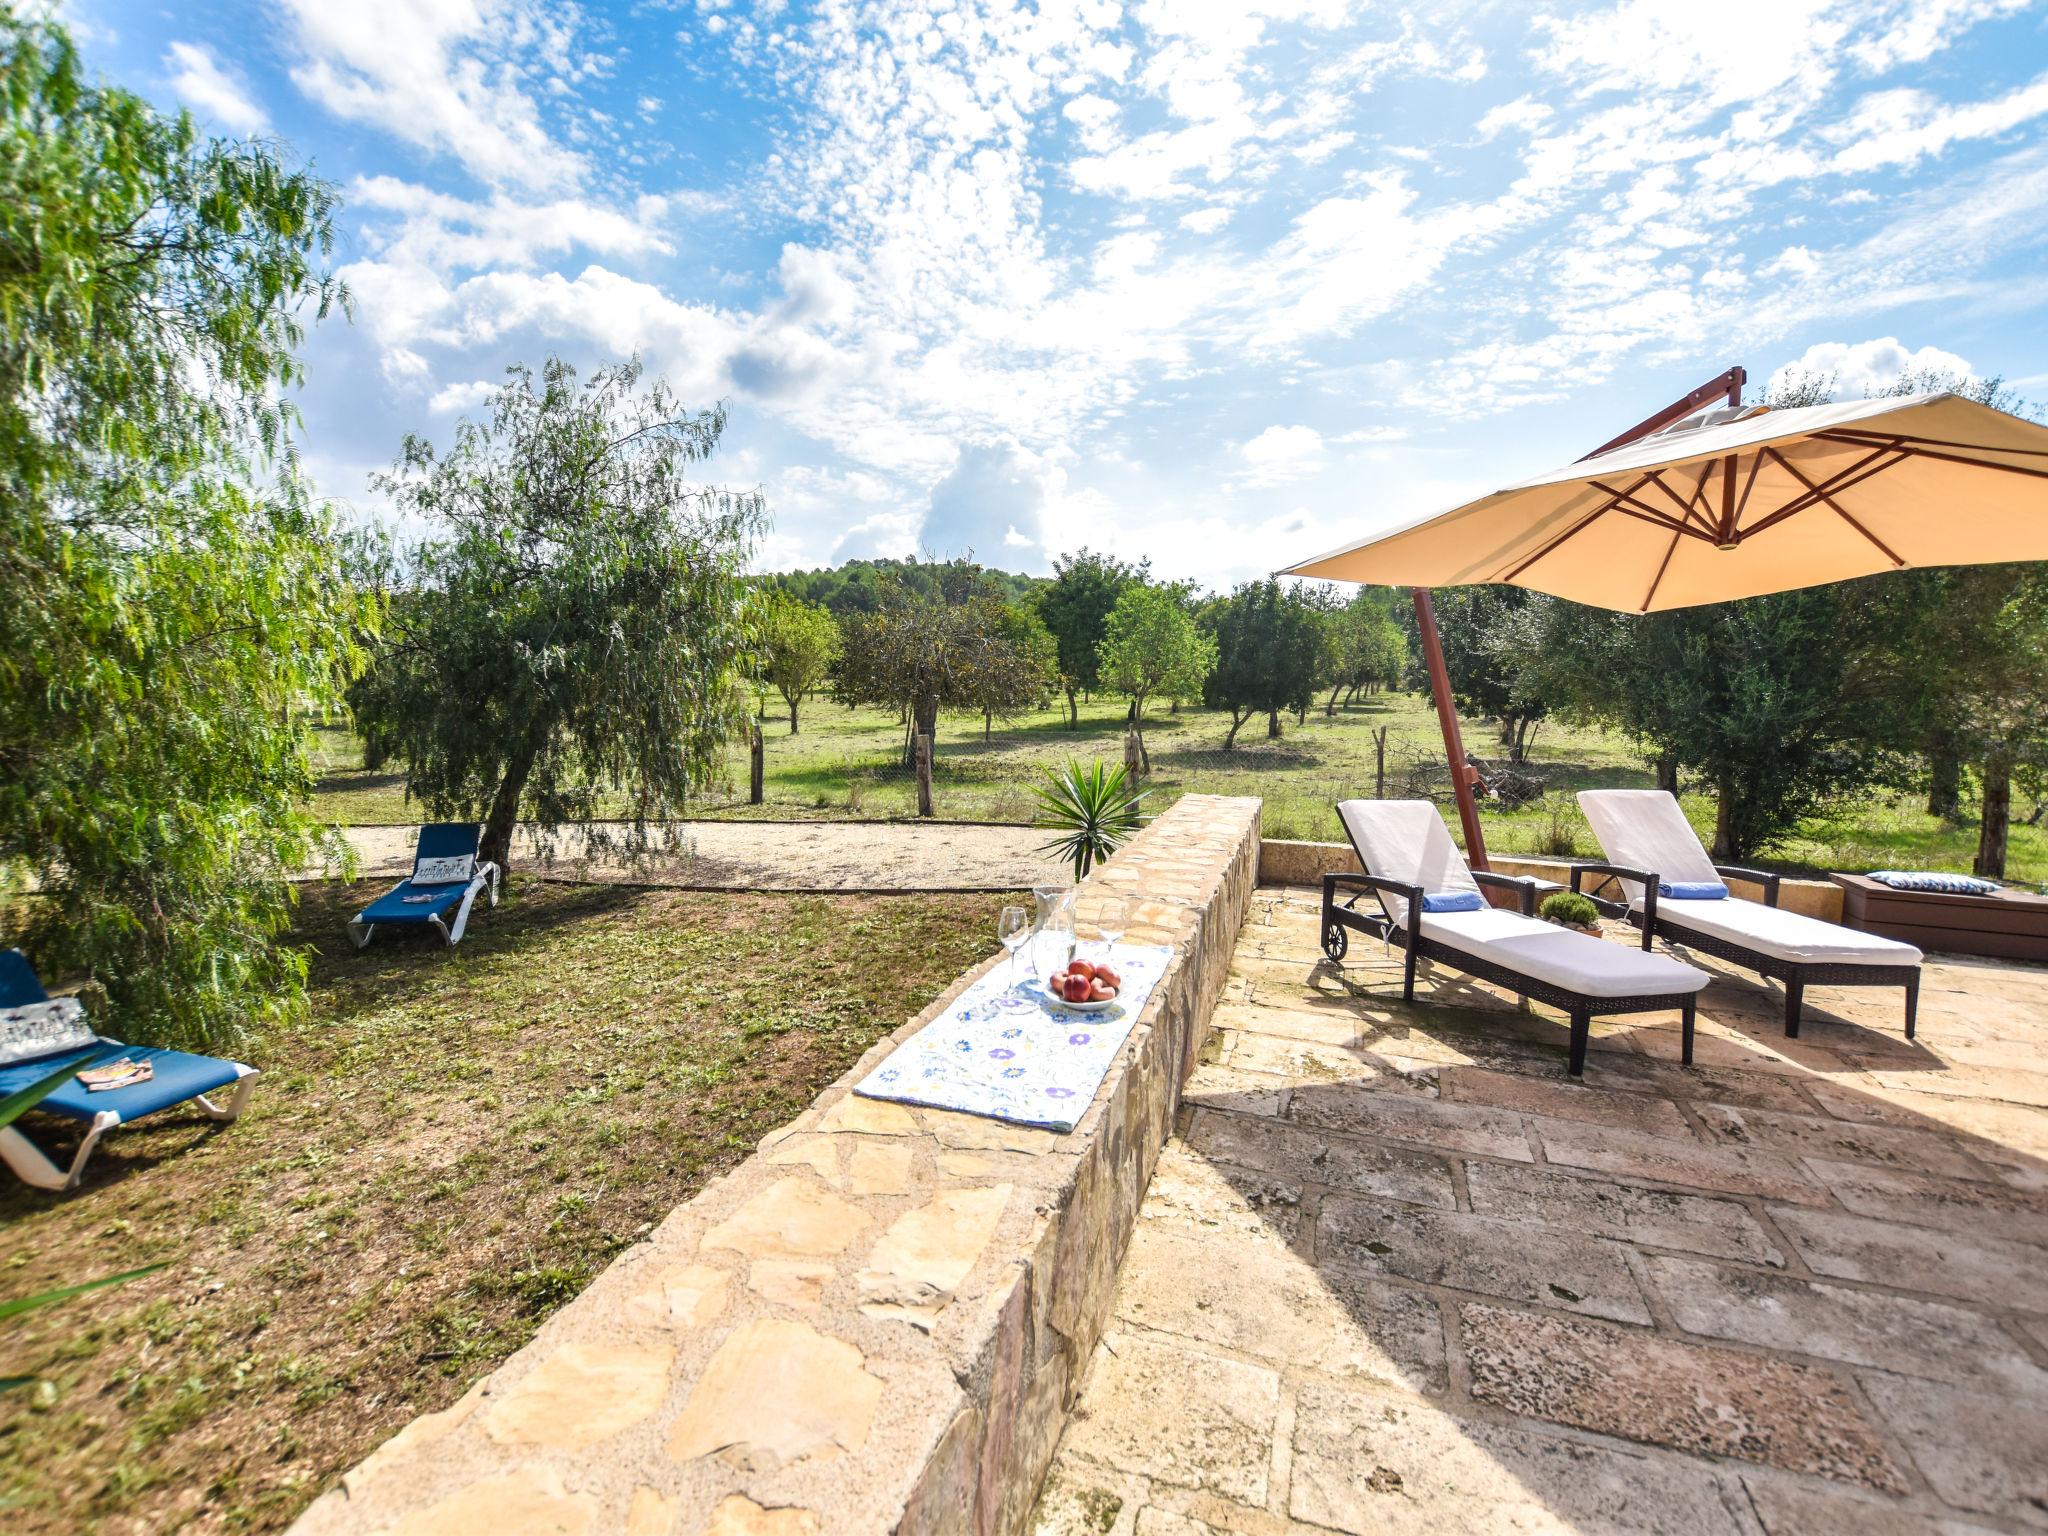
[352, 359, 762, 874]
[0, 15, 366, 1052]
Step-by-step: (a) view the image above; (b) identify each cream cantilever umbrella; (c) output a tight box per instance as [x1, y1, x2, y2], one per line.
[1287, 390, 2048, 612]
[1283, 383, 2048, 866]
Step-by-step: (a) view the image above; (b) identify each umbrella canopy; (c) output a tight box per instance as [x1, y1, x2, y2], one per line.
[1286, 392, 2048, 612]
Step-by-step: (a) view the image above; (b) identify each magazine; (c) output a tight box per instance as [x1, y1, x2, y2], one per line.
[78, 1057, 154, 1092]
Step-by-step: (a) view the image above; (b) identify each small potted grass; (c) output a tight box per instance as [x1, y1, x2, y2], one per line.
[1539, 890, 1602, 934]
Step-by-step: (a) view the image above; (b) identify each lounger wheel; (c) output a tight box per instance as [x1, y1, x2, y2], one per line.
[1322, 922, 1348, 962]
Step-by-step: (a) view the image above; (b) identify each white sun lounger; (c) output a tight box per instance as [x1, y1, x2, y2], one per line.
[1575, 789, 1921, 1040]
[1320, 800, 1708, 1076]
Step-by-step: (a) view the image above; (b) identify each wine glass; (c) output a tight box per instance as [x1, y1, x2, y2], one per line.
[1091, 917, 1125, 968]
[998, 906, 1032, 990]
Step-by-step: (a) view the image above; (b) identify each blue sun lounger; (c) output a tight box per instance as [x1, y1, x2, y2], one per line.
[0, 949, 259, 1192]
[347, 822, 500, 949]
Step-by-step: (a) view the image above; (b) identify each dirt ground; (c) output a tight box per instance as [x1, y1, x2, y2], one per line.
[317, 819, 1068, 891]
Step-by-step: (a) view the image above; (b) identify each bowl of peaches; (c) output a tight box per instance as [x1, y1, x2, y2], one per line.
[1045, 957, 1123, 1011]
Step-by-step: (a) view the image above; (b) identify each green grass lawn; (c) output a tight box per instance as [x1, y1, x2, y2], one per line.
[311, 693, 2048, 886]
[0, 881, 1008, 1534]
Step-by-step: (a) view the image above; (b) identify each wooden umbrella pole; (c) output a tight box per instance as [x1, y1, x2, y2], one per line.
[1412, 587, 1489, 870]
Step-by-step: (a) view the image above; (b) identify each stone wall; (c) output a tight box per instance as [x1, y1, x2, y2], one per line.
[1258, 838, 1847, 922]
[290, 794, 1262, 1536]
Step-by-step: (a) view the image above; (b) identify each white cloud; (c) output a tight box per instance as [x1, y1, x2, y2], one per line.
[349, 175, 680, 271]
[1237, 423, 1326, 486]
[282, 0, 587, 192]
[1767, 337, 1976, 398]
[920, 442, 1054, 567]
[1829, 72, 2048, 172]
[831, 510, 921, 563]
[1475, 96, 1551, 141]
[164, 41, 269, 134]
[427, 378, 499, 413]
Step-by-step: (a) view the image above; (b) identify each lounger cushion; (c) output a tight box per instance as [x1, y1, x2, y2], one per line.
[357, 878, 468, 926]
[0, 997, 95, 1066]
[1656, 897, 1921, 967]
[415, 854, 476, 884]
[1421, 909, 1709, 999]
[1338, 800, 1479, 924]
[1578, 789, 1722, 904]
[0, 1039, 249, 1125]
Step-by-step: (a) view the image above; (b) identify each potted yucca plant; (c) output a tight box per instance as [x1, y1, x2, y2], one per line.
[1033, 760, 1149, 880]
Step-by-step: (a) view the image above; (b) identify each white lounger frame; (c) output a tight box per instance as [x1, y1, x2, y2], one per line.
[0, 1067, 261, 1193]
[349, 862, 500, 951]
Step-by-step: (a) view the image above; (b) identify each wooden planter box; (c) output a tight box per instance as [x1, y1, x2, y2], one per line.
[1832, 873, 2048, 962]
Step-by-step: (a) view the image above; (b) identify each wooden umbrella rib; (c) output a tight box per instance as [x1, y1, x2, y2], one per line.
[1816, 428, 2048, 459]
[1640, 529, 1682, 612]
[1641, 468, 1720, 536]
[1613, 504, 1714, 540]
[1737, 446, 1904, 541]
[1592, 480, 1709, 535]
[1501, 487, 1632, 583]
[1762, 446, 1906, 567]
[1853, 440, 2048, 482]
[1732, 447, 1767, 522]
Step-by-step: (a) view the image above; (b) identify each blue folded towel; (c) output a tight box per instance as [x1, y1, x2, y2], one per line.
[1658, 880, 1729, 900]
[1420, 890, 1485, 913]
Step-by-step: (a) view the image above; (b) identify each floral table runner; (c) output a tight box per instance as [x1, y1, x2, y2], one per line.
[853, 944, 1174, 1133]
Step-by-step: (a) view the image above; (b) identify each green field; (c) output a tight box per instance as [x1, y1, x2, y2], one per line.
[310, 691, 2047, 886]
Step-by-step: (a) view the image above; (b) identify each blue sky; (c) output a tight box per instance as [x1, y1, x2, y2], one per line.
[68, 0, 2048, 587]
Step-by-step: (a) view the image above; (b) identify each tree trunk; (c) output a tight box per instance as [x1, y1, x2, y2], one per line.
[1267, 709, 1282, 739]
[1064, 687, 1079, 728]
[1926, 731, 1961, 819]
[787, 693, 800, 734]
[1326, 682, 1342, 716]
[1223, 709, 1250, 748]
[1655, 755, 1679, 795]
[1710, 775, 1739, 862]
[1295, 699, 1308, 727]
[480, 743, 540, 875]
[1976, 756, 2011, 878]
[983, 707, 992, 743]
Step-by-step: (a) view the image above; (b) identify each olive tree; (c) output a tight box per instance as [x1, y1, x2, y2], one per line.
[351, 358, 762, 874]
[0, 15, 366, 1052]
[1200, 579, 1323, 746]
[837, 585, 1050, 760]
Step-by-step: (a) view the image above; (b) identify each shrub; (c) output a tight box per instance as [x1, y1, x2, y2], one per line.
[1540, 891, 1601, 927]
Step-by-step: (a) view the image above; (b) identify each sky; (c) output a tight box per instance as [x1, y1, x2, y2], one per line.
[67, 0, 2048, 588]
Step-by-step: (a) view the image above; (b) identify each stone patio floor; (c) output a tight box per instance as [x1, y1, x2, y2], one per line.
[1032, 886, 2048, 1536]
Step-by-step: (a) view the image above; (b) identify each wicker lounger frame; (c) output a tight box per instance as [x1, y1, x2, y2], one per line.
[1318, 870, 1697, 1077]
[1569, 862, 1920, 1041]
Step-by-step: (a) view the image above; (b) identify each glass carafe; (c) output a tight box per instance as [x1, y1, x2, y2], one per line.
[1030, 885, 1076, 985]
